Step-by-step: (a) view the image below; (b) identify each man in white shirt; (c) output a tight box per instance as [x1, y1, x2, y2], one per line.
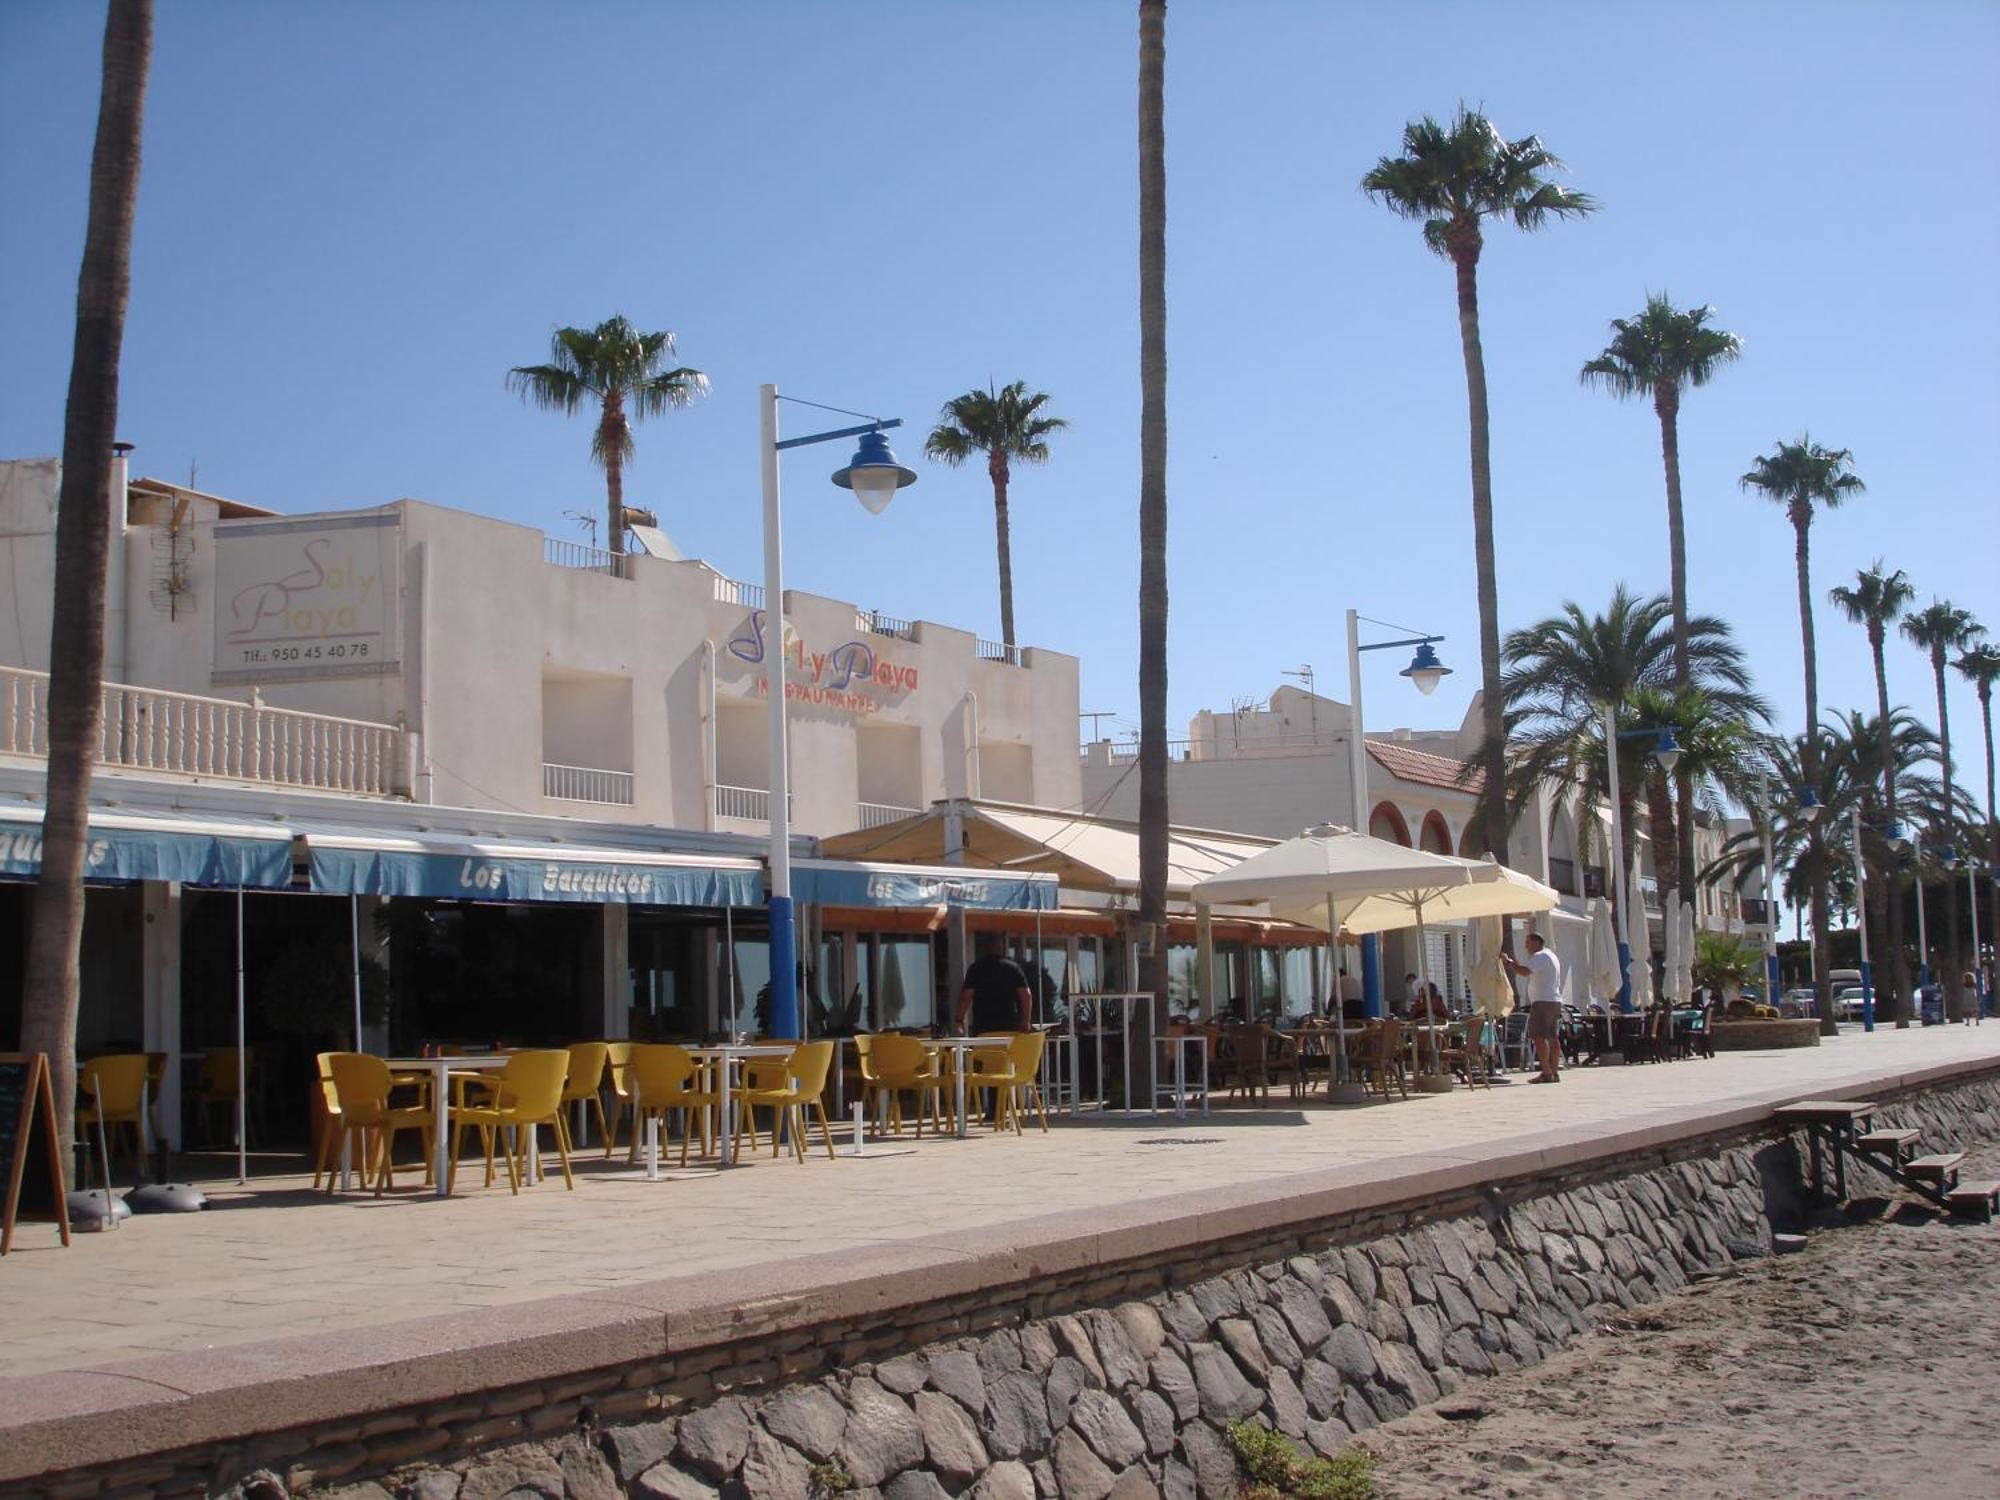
[1502, 931, 1564, 1083]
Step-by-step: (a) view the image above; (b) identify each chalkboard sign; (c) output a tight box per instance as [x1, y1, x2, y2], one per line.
[1, 1053, 71, 1254]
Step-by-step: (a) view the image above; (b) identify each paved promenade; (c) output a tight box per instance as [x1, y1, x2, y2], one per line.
[6, 1024, 1997, 1389]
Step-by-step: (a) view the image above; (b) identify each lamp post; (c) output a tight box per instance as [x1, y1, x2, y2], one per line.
[1966, 856, 1985, 1020]
[1344, 610, 1450, 1017]
[1600, 710, 1682, 1012]
[759, 385, 916, 1038]
[1755, 777, 1783, 1011]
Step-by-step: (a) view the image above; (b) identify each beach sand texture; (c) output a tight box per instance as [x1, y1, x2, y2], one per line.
[1360, 1141, 2000, 1499]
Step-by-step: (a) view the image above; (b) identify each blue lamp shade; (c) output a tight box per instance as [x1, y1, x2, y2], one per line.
[1885, 820, 1912, 855]
[832, 429, 918, 514]
[1941, 846, 1961, 871]
[1651, 728, 1682, 774]
[1798, 787, 1823, 824]
[1399, 641, 1452, 696]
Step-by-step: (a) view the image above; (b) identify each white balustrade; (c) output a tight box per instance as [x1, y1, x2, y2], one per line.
[858, 800, 919, 830]
[713, 575, 764, 609]
[543, 537, 633, 578]
[542, 762, 636, 806]
[714, 784, 793, 822]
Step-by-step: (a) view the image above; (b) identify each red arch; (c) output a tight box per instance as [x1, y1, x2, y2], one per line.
[1419, 811, 1453, 855]
[1369, 802, 1412, 847]
[1458, 821, 1486, 858]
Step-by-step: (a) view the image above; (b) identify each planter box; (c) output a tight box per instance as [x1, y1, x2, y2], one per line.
[1711, 1018, 1821, 1050]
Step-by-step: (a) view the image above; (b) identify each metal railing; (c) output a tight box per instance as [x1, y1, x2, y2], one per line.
[1741, 896, 1774, 927]
[1, 664, 405, 796]
[714, 783, 791, 821]
[858, 800, 920, 830]
[543, 536, 634, 578]
[1100, 738, 1198, 764]
[977, 638, 1022, 665]
[859, 610, 916, 642]
[713, 575, 764, 609]
[542, 762, 635, 806]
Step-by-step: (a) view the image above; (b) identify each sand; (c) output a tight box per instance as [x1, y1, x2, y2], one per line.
[1358, 1142, 2000, 1499]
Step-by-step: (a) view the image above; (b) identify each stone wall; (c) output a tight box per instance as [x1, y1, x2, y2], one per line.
[24, 1072, 2000, 1500]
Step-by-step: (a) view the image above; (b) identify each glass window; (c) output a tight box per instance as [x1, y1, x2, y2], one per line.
[878, 936, 935, 1031]
[1166, 943, 1199, 1012]
[1281, 946, 1317, 1019]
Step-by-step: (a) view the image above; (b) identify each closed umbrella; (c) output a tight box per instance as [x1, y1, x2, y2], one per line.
[1626, 860, 1655, 1011]
[1588, 897, 1621, 1005]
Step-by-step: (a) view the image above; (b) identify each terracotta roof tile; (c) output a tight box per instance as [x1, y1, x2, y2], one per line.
[1366, 739, 1484, 795]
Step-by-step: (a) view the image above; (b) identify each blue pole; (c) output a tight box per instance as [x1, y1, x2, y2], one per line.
[1615, 941, 1633, 1013]
[767, 894, 798, 1039]
[1765, 953, 1782, 1012]
[1859, 955, 1874, 1032]
[1360, 934, 1383, 1019]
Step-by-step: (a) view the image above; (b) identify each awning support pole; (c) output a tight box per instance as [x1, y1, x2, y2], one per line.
[236, 885, 247, 1185]
[350, 893, 364, 1052]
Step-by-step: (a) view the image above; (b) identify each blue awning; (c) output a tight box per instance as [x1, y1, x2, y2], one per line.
[0, 804, 295, 888]
[790, 858, 1058, 911]
[300, 826, 764, 907]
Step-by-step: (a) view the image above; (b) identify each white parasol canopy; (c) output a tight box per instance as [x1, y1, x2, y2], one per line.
[1588, 896, 1621, 1005]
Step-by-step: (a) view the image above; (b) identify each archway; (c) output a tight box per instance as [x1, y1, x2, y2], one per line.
[1418, 811, 1453, 856]
[1369, 802, 1412, 847]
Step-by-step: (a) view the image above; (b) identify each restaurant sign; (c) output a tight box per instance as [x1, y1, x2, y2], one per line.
[307, 844, 762, 907]
[213, 512, 402, 684]
[724, 610, 917, 715]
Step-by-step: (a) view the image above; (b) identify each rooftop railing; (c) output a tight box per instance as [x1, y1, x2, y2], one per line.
[977, 638, 1023, 665]
[713, 574, 764, 610]
[859, 610, 917, 642]
[543, 536, 634, 579]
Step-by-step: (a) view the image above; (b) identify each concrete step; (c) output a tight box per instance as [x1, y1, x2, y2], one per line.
[1945, 1180, 1999, 1221]
[1904, 1153, 1964, 1185]
[1855, 1128, 1920, 1157]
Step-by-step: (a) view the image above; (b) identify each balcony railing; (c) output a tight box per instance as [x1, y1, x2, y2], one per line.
[714, 783, 791, 822]
[1, 664, 405, 796]
[858, 610, 916, 642]
[713, 575, 764, 610]
[1101, 738, 1198, 764]
[1741, 896, 1774, 927]
[977, 638, 1023, 665]
[543, 536, 634, 578]
[542, 762, 635, 806]
[858, 800, 920, 830]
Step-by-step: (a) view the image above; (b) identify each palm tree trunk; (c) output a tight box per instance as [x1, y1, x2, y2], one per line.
[1136, 0, 1169, 1020]
[1451, 250, 1509, 864]
[1934, 658, 1962, 1017]
[1981, 682, 1997, 1014]
[1655, 390, 1701, 906]
[1871, 630, 1910, 1025]
[989, 450, 1016, 652]
[1645, 770, 1679, 943]
[22, 0, 152, 1191]
[1791, 508, 1835, 1035]
[602, 393, 626, 555]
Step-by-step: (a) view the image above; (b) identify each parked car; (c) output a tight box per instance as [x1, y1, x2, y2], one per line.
[1834, 984, 1876, 1022]
[1778, 986, 1818, 1018]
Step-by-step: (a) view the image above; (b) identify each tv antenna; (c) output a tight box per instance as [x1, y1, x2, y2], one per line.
[1080, 710, 1118, 742]
[564, 509, 599, 549]
[1281, 664, 1318, 742]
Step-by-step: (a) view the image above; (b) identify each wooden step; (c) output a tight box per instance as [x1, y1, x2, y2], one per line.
[1945, 1180, 2000, 1221]
[1855, 1128, 1920, 1156]
[1904, 1153, 1964, 1184]
[1775, 1100, 1878, 1125]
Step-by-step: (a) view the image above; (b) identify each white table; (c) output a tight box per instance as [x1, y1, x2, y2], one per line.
[384, 1055, 509, 1198]
[1154, 1034, 1211, 1119]
[1077, 993, 1155, 1114]
[932, 1036, 1016, 1138]
[686, 1043, 795, 1167]
[1039, 1031, 1080, 1115]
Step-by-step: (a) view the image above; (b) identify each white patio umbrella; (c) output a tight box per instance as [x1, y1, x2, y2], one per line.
[1625, 859, 1655, 1011]
[1193, 824, 1478, 1085]
[1588, 896, 1621, 1006]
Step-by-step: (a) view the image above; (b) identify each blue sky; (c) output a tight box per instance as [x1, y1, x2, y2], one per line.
[3, 0, 1997, 791]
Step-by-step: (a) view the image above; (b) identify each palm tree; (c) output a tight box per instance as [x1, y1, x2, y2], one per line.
[1581, 295, 1741, 902]
[1829, 563, 1917, 1020]
[924, 381, 1068, 654]
[22, 0, 153, 1185]
[1136, 0, 1169, 1018]
[1741, 437, 1866, 1033]
[1956, 640, 2000, 998]
[508, 316, 707, 554]
[1363, 106, 1596, 863]
[1904, 599, 1984, 1015]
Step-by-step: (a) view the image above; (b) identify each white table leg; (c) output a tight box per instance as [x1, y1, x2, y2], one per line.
[432, 1064, 450, 1198]
[1174, 1042, 1186, 1120]
[719, 1060, 735, 1167]
[1201, 1040, 1211, 1118]
[956, 1050, 969, 1139]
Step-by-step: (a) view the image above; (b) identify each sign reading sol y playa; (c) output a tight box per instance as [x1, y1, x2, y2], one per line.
[725, 609, 918, 716]
[213, 512, 402, 684]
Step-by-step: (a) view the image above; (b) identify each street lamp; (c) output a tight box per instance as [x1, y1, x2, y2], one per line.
[759, 385, 917, 1040]
[1345, 611, 1450, 1017]
[1600, 710, 1683, 1012]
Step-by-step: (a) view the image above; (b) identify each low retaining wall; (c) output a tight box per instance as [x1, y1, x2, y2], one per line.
[16, 1067, 2000, 1500]
[1712, 1019, 1821, 1050]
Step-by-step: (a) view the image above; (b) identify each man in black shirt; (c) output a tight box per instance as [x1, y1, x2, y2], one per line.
[955, 935, 1035, 1034]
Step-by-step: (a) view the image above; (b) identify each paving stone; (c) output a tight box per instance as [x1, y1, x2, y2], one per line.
[1160, 1456, 1197, 1500]
[1030, 1458, 1058, 1498]
[1129, 1387, 1177, 1458]
[1115, 1302, 1167, 1362]
[759, 1386, 846, 1463]
[1376, 1265, 1413, 1308]
[985, 1370, 1054, 1461]
[1287, 1254, 1324, 1290]
[459, 1448, 564, 1500]
[978, 1331, 1025, 1378]
[874, 1355, 928, 1396]
[1149, 1347, 1201, 1424]
[1069, 1388, 1147, 1469]
[1176, 1422, 1240, 1500]
[1402, 1303, 1447, 1369]
[1265, 1366, 1309, 1438]
[882, 1473, 951, 1500]
[1160, 1292, 1209, 1344]
[677, 1398, 750, 1482]
[1366, 1382, 1411, 1421]
[1432, 1222, 1477, 1281]
[1479, 1261, 1521, 1313]
[914, 1390, 987, 1485]
[408, 1474, 461, 1500]
[1019, 1323, 1060, 1375]
[1047, 1353, 1092, 1428]
[836, 1380, 925, 1489]
[1248, 1303, 1303, 1371]
[1369, 1301, 1408, 1346]
[1054, 1315, 1108, 1386]
[1340, 1386, 1378, 1433]
[633, 1463, 718, 1500]
[735, 1428, 813, 1500]
[320, 1485, 392, 1500]
[602, 1419, 680, 1485]
[926, 1349, 987, 1415]
[1321, 1275, 1368, 1329]
[1435, 1275, 1480, 1331]
[1106, 1469, 1160, 1500]
[1189, 1342, 1261, 1423]
[1085, 1309, 1148, 1389]
[1339, 1248, 1378, 1303]
[1370, 1236, 1410, 1268]
[553, 1435, 620, 1500]
[1373, 1339, 1441, 1406]
[1442, 1328, 1495, 1376]
[1304, 1415, 1352, 1458]
[969, 1460, 1036, 1500]
[1299, 1357, 1343, 1420]
[1270, 1276, 1332, 1351]
[1215, 1317, 1268, 1380]
[1051, 1428, 1118, 1500]
[1189, 1276, 1241, 1326]
[1322, 1323, 1377, 1385]
[1407, 1265, 1438, 1305]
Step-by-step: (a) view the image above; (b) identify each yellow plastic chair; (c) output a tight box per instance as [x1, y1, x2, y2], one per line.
[325, 1053, 433, 1195]
[559, 1042, 611, 1150]
[310, 1051, 349, 1191]
[77, 1054, 151, 1170]
[623, 1044, 719, 1167]
[864, 1033, 944, 1138]
[741, 1041, 838, 1163]
[192, 1046, 256, 1146]
[448, 1049, 575, 1195]
[968, 1031, 1050, 1135]
[601, 1041, 635, 1158]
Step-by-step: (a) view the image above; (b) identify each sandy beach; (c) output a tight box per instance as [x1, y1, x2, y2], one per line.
[1359, 1140, 2000, 1499]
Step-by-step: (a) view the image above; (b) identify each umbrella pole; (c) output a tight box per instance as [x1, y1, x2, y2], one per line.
[350, 894, 364, 1052]
[235, 885, 247, 1185]
[1414, 902, 1444, 1083]
[1327, 893, 1348, 1085]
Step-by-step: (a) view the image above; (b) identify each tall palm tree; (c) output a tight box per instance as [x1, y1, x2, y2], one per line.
[1580, 295, 1741, 902]
[1956, 640, 2000, 1000]
[1904, 599, 1984, 1015]
[923, 381, 1068, 654]
[1830, 562, 1917, 1021]
[22, 0, 153, 1184]
[508, 316, 707, 554]
[1363, 106, 1596, 864]
[1741, 437, 1866, 1033]
[1136, 0, 1169, 1017]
